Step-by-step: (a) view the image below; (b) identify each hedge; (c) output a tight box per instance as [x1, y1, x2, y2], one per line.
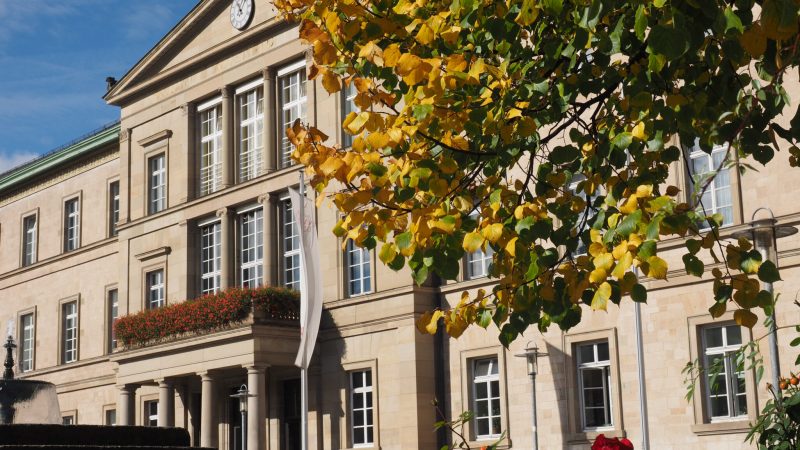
[114, 286, 299, 348]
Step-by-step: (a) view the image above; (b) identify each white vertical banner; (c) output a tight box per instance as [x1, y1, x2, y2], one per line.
[290, 184, 323, 370]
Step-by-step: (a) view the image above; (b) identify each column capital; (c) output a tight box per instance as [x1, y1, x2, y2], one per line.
[257, 193, 274, 205]
[155, 378, 174, 387]
[244, 364, 268, 374]
[262, 68, 274, 81]
[116, 384, 139, 392]
[215, 207, 232, 219]
[181, 103, 195, 116]
[197, 370, 216, 381]
[119, 128, 132, 143]
[221, 85, 234, 99]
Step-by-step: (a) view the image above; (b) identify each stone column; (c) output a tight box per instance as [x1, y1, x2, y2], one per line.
[259, 194, 276, 287]
[246, 366, 267, 450]
[184, 103, 197, 201]
[216, 208, 235, 290]
[305, 50, 317, 128]
[199, 372, 218, 447]
[262, 69, 277, 173]
[117, 385, 137, 426]
[157, 379, 175, 427]
[221, 86, 235, 188]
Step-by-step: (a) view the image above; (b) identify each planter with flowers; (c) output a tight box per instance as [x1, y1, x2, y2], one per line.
[113, 286, 299, 349]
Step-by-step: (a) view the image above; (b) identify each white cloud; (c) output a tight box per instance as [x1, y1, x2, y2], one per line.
[0, 150, 39, 173]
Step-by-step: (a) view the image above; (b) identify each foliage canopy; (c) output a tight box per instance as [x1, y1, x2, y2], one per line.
[273, 0, 800, 345]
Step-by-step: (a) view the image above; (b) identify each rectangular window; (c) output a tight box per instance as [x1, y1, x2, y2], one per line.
[146, 270, 165, 309]
[19, 313, 34, 373]
[281, 200, 301, 291]
[62, 415, 75, 425]
[239, 208, 263, 288]
[144, 400, 158, 427]
[472, 358, 502, 440]
[347, 240, 371, 296]
[148, 154, 166, 214]
[237, 83, 264, 182]
[200, 221, 222, 294]
[466, 212, 493, 279]
[341, 82, 358, 148]
[199, 103, 223, 196]
[702, 324, 747, 420]
[22, 214, 37, 266]
[61, 301, 78, 364]
[577, 341, 613, 430]
[107, 289, 118, 352]
[350, 370, 374, 447]
[109, 181, 120, 236]
[689, 145, 733, 228]
[277, 62, 307, 168]
[105, 409, 116, 426]
[63, 198, 80, 252]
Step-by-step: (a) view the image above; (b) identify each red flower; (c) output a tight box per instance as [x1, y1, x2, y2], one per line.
[592, 434, 633, 450]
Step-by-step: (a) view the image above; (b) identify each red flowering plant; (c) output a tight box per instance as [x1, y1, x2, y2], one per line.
[592, 434, 633, 450]
[114, 286, 299, 348]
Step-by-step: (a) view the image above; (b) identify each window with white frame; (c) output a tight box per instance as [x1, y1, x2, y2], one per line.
[466, 212, 493, 279]
[199, 99, 223, 196]
[277, 61, 307, 168]
[62, 415, 75, 425]
[341, 82, 358, 148]
[61, 301, 78, 364]
[148, 154, 166, 214]
[63, 198, 80, 252]
[19, 313, 34, 372]
[109, 181, 120, 237]
[144, 400, 158, 427]
[577, 341, 613, 430]
[105, 409, 116, 426]
[22, 214, 37, 266]
[237, 81, 264, 182]
[200, 221, 222, 294]
[350, 370, 374, 447]
[702, 324, 747, 420]
[107, 289, 118, 352]
[239, 207, 263, 288]
[347, 240, 371, 296]
[281, 199, 301, 291]
[146, 270, 165, 309]
[689, 144, 733, 228]
[569, 176, 600, 256]
[472, 357, 502, 440]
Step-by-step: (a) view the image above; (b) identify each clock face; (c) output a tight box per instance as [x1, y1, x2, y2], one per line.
[230, 0, 254, 30]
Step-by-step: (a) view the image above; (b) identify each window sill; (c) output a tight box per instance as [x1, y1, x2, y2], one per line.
[691, 419, 751, 436]
[342, 446, 380, 450]
[567, 428, 626, 444]
[465, 437, 511, 449]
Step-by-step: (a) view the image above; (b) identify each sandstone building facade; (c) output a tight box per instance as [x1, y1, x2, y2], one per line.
[2, 1, 800, 449]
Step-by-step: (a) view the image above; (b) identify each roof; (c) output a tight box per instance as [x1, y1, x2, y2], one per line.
[0, 121, 121, 194]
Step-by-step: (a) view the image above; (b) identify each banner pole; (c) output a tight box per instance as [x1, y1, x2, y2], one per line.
[299, 169, 308, 450]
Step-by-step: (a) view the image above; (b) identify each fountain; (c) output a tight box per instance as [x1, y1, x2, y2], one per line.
[0, 335, 61, 424]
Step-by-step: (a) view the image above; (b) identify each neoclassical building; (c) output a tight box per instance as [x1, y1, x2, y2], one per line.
[2, 1, 800, 449]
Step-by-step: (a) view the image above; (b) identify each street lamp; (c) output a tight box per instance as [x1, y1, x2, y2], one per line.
[516, 342, 547, 450]
[230, 384, 252, 450]
[731, 207, 798, 391]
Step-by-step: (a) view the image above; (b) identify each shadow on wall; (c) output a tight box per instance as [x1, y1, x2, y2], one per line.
[544, 339, 571, 450]
[313, 307, 347, 450]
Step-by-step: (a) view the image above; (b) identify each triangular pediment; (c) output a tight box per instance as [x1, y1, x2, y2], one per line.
[105, 0, 283, 106]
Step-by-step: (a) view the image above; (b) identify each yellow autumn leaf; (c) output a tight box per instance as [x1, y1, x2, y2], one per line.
[646, 255, 668, 280]
[611, 251, 633, 279]
[378, 243, 397, 264]
[319, 156, 344, 176]
[589, 268, 607, 283]
[631, 122, 647, 140]
[463, 231, 485, 252]
[482, 223, 504, 243]
[427, 310, 444, 334]
[321, 69, 341, 93]
[345, 111, 370, 134]
[384, 44, 401, 67]
[734, 309, 758, 328]
[618, 194, 639, 214]
[505, 237, 518, 257]
[416, 23, 435, 45]
[515, 0, 540, 26]
[594, 252, 614, 272]
[635, 184, 653, 197]
[592, 282, 612, 311]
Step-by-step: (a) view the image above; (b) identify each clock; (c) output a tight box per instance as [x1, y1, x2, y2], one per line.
[230, 0, 254, 31]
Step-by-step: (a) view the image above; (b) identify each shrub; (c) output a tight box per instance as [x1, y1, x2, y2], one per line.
[114, 286, 299, 348]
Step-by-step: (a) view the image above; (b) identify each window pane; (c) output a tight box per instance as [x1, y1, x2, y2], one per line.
[596, 342, 609, 362]
[704, 327, 723, 349]
[726, 326, 742, 346]
[578, 344, 595, 364]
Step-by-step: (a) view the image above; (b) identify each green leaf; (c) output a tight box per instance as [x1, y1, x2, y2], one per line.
[412, 104, 433, 120]
[499, 324, 518, 348]
[758, 260, 781, 283]
[634, 5, 647, 41]
[478, 309, 492, 328]
[388, 253, 405, 271]
[366, 162, 388, 177]
[610, 132, 632, 149]
[682, 254, 704, 277]
[525, 253, 540, 280]
[396, 231, 413, 250]
[631, 283, 647, 303]
[638, 240, 656, 259]
[412, 265, 429, 285]
[740, 250, 762, 274]
[541, 0, 563, 15]
[616, 209, 642, 237]
[686, 239, 701, 255]
[549, 145, 579, 164]
[723, 7, 744, 33]
[647, 24, 688, 60]
[709, 301, 727, 318]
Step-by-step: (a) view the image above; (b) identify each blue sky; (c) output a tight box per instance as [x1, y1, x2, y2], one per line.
[0, 0, 198, 172]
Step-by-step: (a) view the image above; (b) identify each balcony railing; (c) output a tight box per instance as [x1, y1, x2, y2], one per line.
[114, 286, 299, 349]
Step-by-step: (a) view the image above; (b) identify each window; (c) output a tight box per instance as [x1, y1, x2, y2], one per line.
[280, 200, 301, 291]
[144, 400, 158, 427]
[239, 208, 263, 288]
[200, 221, 222, 294]
[107, 289, 118, 352]
[63, 198, 80, 252]
[472, 358, 502, 440]
[466, 212, 493, 279]
[277, 61, 307, 168]
[62, 415, 75, 425]
[61, 301, 78, 364]
[350, 370, 374, 447]
[577, 341, 613, 430]
[689, 144, 733, 228]
[569, 176, 600, 256]
[199, 101, 223, 196]
[146, 270, 165, 309]
[19, 313, 34, 373]
[109, 181, 120, 236]
[347, 240, 371, 296]
[148, 154, 166, 214]
[105, 408, 117, 426]
[341, 82, 358, 148]
[22, 214, 37, 266]
[237, 82, 264, 182]
[702, 324, 747, 420]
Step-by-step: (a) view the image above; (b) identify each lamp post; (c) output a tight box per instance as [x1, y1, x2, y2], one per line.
[230, 384, 251, 450]
[516, 342, 547, 450]
[731, 208, 798, 391]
